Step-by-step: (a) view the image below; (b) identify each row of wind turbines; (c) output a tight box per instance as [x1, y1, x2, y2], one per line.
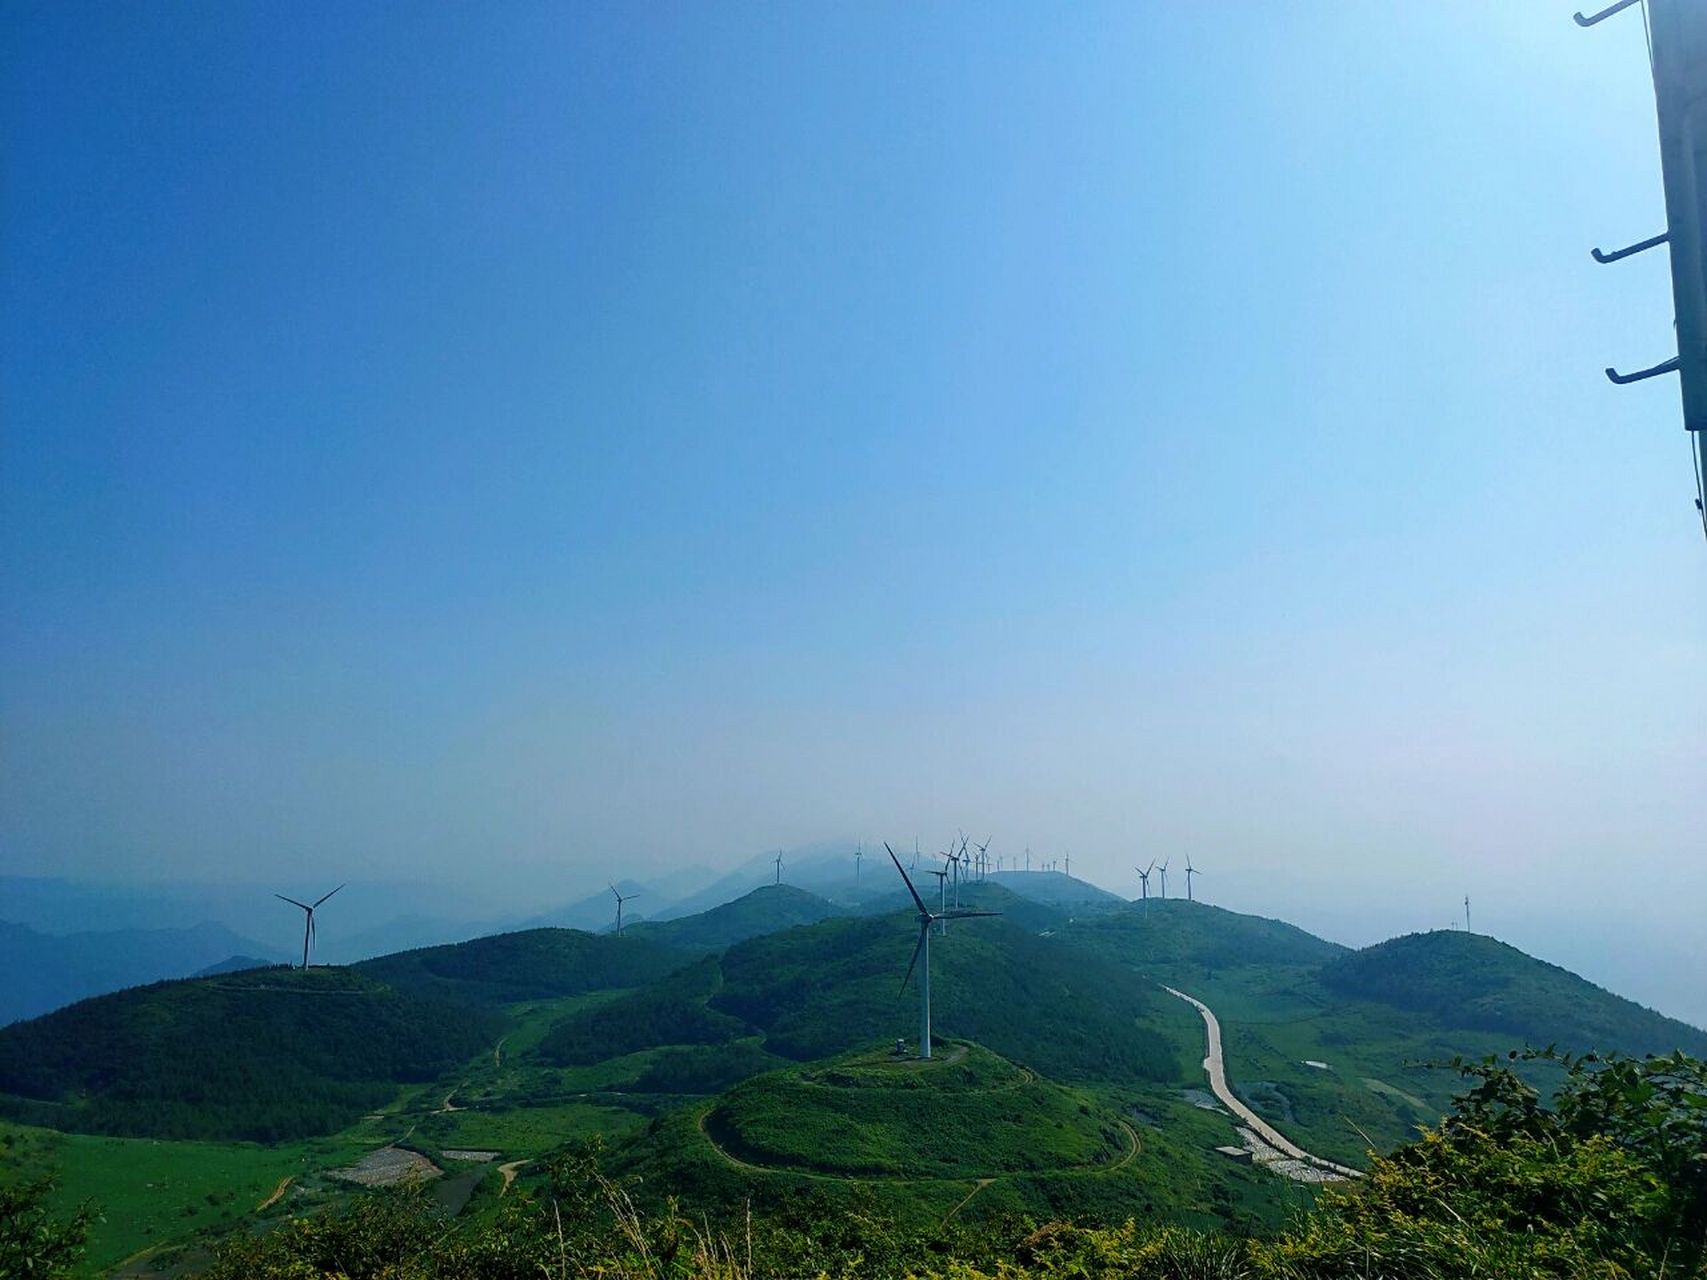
[1133, 855, 1201, 902]
[266, 841, 1205, 973]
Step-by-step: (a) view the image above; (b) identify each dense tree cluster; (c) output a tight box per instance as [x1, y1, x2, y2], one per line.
[356, 929, 687, 1007]
[1319, 931, 1707, 1058]
[0, 969, 497, 1141]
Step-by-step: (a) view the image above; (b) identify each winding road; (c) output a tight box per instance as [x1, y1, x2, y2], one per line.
[1164, 987, 1361, 1181]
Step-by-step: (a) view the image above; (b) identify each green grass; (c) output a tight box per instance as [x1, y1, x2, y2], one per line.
[412, 1100, 645, 1157]
[704, 1043, 1127, 1179]
[1, 1120, 370, 1277]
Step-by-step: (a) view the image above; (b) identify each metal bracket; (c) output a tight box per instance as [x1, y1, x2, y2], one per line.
[1573, 0, 1641, 27]
[1605, 356, 1682, 385]
[1592, 232, 1669, 264]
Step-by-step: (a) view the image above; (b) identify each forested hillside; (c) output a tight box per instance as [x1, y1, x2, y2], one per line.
[711, 912, 1176, 1083]
[625, 885, 838, 952]
[0, 968, 495, 1141]
[354, 927, 687, 1006]
[1067, 899, 1347, 971]
[1320, 930, 1707, 1055]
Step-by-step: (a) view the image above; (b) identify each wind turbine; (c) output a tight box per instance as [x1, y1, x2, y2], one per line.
[1158, 859, 1170, 899]
[855, 842, 863, 885]
[1464, 895, 1471, 934]
[1063, 852, 1071, 879]
[886, 843, 998, 1060]
[610, 883, 640, 935]
[1135, 860, 1153, 902]
[947, 835, 968, 909]
[925, 865, 949, 932]
[274, 885, 343, 969]
[975, 836, 992, 881]
[774, 851, 784, 885]
[1184, 855, 1200, 902]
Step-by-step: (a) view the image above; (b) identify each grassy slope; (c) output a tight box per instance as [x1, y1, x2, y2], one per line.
[1, 1118, 375, 1276]
[610, 1040, 1307, 1235]
[704, 1044, 1123, 1178]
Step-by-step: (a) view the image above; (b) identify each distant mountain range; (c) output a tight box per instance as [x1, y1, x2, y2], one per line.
[0, 919, 284, 1025]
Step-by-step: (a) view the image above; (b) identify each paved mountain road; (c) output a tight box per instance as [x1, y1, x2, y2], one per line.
[1164, 986, 1362, 1181]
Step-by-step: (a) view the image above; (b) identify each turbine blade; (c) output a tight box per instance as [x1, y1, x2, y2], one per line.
[885, 843, 929, 915]
[313, 884, 345, 908]
[275, 894, 311, 911]
[942, 910, 1001, 919]
[899, 922, 927, 993]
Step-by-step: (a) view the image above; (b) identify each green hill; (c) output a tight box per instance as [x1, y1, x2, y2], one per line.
[702, 1042, 1126, 1178]
[710, 911, 1175, 1084]
[986, 870, 1128, 914]
[626, 885, 840, 952]
[353, 926, 687, 1006]
[1066, 898, 1347, 971]
[537, 954, 749, 1065]
[1320, 930, 1707, 1057]
[853, 879, 1072, 935]
[0, 967, 496, 1141]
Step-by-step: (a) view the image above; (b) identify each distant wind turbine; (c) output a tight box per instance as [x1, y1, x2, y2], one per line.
[855, 842, 864, 885]
[1063, 852, 1071, 879]
[274, 885, 343, 969]
[1464, 895, 1471, 934]
[1158, 859, 1170, 900]
[886, 843, 998, 1060]
[1184, 855, 1200, 902]
[1135, 860, 1153, 903]
[610, 883, 640, 935]
[774, 851, 784, 885]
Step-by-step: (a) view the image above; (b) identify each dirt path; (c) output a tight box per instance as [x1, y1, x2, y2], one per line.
[940, 1179, 994, 1223]
[696, 1105, 1139, 1186]
[255, 1176, 293, 1211]
[493, 1035, 507, 1068]
[1164, 986, 1361, 1180]
[498, 1159, 525, 1195]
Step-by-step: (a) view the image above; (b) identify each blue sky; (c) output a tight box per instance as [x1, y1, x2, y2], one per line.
[4, 2, 1704, 1023]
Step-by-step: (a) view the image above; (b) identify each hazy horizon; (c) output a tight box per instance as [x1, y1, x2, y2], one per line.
[5, 5, 1705, 1030]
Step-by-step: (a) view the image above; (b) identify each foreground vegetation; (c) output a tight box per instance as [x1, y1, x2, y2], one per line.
[8, 1048, 1700, 1279]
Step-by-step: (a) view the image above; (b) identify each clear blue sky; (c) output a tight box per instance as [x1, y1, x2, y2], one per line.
[4, 2, 1704, 1022]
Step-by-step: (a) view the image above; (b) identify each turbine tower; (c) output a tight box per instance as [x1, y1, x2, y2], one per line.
[1158, 859, 1169, 900]
[610, 883, 640, 935]
[886, 843, 998, 1060]
[1464, 894, 1471, 934]
[1184, 855, 1199, 902]
[1135, 860, 1153, 903]
[274, 885, 344, 970]
[1063, 852, 1071, 879]
[774, 851, 784, 885]
[925, 866, 949, 933]
[855, 842, 863, 885]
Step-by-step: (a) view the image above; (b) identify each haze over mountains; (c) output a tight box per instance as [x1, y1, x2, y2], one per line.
[7, 846, 1707, 1033]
